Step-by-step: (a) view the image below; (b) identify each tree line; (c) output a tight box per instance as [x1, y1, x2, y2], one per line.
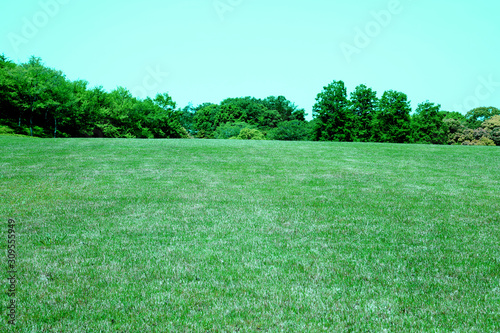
[1, 55, 499, 145]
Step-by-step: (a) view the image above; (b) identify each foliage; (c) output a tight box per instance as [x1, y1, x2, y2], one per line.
[490, 128, 500, 146]
[0, 125, 14, 135]
[214, 122, 253, 139]
[235, 128, 265, 140]
[442, 111, 466, 121]
[192, 96, 306, 139]
[262, 95, 306, 122]
[0, 55, 187, 139]
[2, 54, 499, 145]
[179, 104, 196, 135]
[465, 106, 500, 129]
[482, 115, 500, 130]
[350, 84, 378, 142]
[371, 90, 412, 143]
[444, 116, 498, 146]
[312, 80, 354, 141]
[267, 120, 310, 141]
[411, 101, 447, 144]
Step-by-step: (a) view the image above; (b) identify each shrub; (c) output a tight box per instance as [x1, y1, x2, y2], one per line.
[0, 125, 14, 135]
[235, 128, 265, 140]
[214, 122, 252, 139]
[464, 137, 496, 146]
[490, 128, 500, 146]
[483, 115, 500, 130]
[268, 120, 310, 141]
[473, 127, 492, 141]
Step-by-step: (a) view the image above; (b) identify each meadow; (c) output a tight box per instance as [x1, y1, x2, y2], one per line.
[1, 137, 499, 332]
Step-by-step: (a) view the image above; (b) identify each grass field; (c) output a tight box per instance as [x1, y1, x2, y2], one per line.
[1, 137, 499, 332]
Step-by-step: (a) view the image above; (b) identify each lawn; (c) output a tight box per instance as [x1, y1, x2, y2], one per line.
[1, 137, 499, 332]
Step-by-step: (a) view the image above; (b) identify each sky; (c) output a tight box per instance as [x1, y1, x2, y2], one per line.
[1, 0, 499, 120]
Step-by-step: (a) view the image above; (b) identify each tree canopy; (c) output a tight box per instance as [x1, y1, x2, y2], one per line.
[1, 54, 498, 146]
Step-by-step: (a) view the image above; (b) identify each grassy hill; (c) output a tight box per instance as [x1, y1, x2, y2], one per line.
[1, 138, 499, 332]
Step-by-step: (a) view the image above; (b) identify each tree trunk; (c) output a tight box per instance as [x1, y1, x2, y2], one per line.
[54, 117, 57, 138]
[30, 115, 33, 137]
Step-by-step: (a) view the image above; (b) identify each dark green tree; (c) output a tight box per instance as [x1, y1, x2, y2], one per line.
[180, 103, 196, 135]
[194, 103, 219, 138]
[268, 120, 310, 141]
[262, 95, 306, 122]
[214, 122, 252, 139]
[465, 107, 500, 129]
[411, 101, 447, 144]
[371, 90, 412, 143]
[350, 84, 377, 141]
[312, 80, 353, 141]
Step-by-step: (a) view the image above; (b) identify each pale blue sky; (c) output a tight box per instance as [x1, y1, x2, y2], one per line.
[1, 0, 499, 119]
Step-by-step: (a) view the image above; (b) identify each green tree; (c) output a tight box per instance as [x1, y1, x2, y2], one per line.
[411, 101, 447, 144]
[312, 80, 353, 141]
[180, 103, 196, 135]
[235, 128, 265, 140]
[9, 57, 54, 136]
[149, 93, 188, 138]
[0, 55, 19, 124]
[80, 86, 112, 137]
[371, 90, 412, 143]
[194, 103, 219, 138]
[350, 84, 377, 141]
[268, 120, 310, 141]
[214, 122, 252, 139]
[465, 107, 500, 129]
[262, 95, 306, 122]
[441, 111, 466, 121]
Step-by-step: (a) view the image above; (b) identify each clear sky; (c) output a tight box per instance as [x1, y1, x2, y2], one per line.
[1, 0, 499, 119]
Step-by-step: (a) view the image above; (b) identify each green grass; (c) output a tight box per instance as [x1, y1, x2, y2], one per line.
[1, 137, 499, 332]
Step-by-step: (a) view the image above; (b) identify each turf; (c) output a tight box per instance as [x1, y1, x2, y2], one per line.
[1, 137, 499, 332]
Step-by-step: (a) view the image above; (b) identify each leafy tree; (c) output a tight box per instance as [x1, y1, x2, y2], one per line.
[481, 114, 500, 130]
[490, 128, 500, 146]
[152, 92, 187, 138]
[262, 95, 306, 122]
[258, 108, 283, 129]
[481, 115, 500, 146]
[0, 55, 19, 123]
[214, 122, 252, 139]
[441, 111, 466, 121]
[80, 86, 112, 137]
[235, 128, 265, 140]
[8, 57, 52, 136]
[194, 103, 219, 138]
[371, 90, 412, 143]
[312, 80, 353, 141]
[154, 92, 176, 111]
[411, 101, 447, 144]
[350, 84, 377, 141]
[268, 120, 310, 141]
[180, 103, 196, 135]
[465, 107, 500, 129]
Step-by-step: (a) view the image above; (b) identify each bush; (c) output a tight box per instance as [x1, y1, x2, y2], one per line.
[268, 120, 310, 141]
[235, 128, 265, 140]
[463, 137, 496, 146]
[483, 115, 500, 130]
[214, 122, 252, 139]
[0, 125, 14, 135]
[490, 128, 500, 146]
